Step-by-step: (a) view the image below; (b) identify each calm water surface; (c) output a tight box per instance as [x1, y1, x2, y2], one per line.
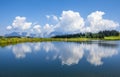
[0, 41, 120, 77]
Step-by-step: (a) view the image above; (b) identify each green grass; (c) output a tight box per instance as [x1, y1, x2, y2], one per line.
[0, 37, 90, 47]
[0, 36, 120, 47]
[104, 36, 120, 40]
[61, 38, 90, 42]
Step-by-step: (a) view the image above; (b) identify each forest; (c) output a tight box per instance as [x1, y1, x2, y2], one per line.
[52, 30, 119, 38]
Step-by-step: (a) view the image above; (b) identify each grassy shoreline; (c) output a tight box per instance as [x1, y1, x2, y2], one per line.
[0, 36, 119, 43]
[104, 36, 120, 40]
[0, 36, 120, 43]
[0, 36, 120, 47]
[0, 37, 90, 44]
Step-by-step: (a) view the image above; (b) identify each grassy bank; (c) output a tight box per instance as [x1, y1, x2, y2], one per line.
[104, 36, 120, 40]
[0, 37, 90, 44]
[0, 36, 120, 47]
[0, 36, 120, 44]
[0, 37, 90, 47]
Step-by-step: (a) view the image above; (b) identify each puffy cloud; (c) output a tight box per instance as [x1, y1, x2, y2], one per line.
[6, 25, 12, 30]
[46, 15, 58, 21]
[6, 16, 32, 30]
[88, 11, 105, 21]
[56, 10, 85, 33]
[42, 24, 55, 37]
[6, 10, 119, 37]
[55, 10, 119, 33]
[84, 11, 119, 32]
[31, 24, 56, 37]
[32, 25, 42, 33]
[31, 25, 42, 37]
[46, 11, 84, 35]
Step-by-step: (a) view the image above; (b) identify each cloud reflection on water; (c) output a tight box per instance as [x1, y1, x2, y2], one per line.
[12, 44, 32, 58]
[85, 44, 118, 66]
[8, 42, 119, 66]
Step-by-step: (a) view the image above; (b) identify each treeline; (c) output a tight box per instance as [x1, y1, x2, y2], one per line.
[0, 36, 3, 38]
[52, 30, 119, 38]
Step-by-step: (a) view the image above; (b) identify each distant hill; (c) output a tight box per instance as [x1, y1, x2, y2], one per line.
[4, 30, 120, 38]
[4, 32, 38, 38]
[5, 32, 21, 37]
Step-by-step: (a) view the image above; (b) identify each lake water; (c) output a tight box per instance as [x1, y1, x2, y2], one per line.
[0, 41, 120, 77]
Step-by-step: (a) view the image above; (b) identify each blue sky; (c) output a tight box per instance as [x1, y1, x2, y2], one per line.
[0, 0, 120, 36]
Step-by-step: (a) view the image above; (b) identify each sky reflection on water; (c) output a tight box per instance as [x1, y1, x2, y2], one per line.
[6, 41, 119, 66]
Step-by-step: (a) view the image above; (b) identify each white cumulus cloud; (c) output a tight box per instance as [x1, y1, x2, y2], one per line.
[6, 10, 119, 37]
[84, 11, 119, 32]
[42, 24, 55, 37]
[32, 25, 42, 33]
[6, 16, 32, 30]
[31, 24, 56, 37]
[6, 25, 12, 30]
[56, 10, 85, 34]
[46, 15, 58, 21]
[55, 10, 119, 34]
